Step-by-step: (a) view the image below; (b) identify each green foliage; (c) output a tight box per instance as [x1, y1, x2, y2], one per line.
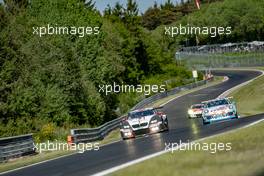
[2, 0, 261, 139]
[0, 0, 114, 136]
[142, 0, 199, 30]
[142, 0, 264, 45]
[35, 123, 56, 142]
[176, 0, 264, 45]
[117, 92, 142, 115]
[0, 0, 198, 138]
[143, 64, 193, 91]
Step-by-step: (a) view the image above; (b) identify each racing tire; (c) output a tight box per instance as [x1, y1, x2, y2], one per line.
[163, 119, 169, 131]
[121, 133, 126, 140]
[122, 136, 134, 140]
[121, 133, 130, 140]
[234, 112, 238, 119]
[203, 119, 210, 125]
[165, 124, 169, 131]
[166, 119, 169, 131]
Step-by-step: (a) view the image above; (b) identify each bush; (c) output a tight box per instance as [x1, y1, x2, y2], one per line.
[34, 123, 56, 142]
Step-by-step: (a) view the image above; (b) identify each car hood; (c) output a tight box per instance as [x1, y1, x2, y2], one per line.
[126, 115, 154, 126]
[192, 108, 203, 112]
[205, 105, 231, 115]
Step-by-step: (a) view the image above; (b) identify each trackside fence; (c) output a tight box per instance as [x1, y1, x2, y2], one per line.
[177, 41, 264, 69]
[179, 53, 264, 70]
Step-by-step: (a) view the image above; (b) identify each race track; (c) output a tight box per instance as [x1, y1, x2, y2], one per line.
[2, 70, 264, 176]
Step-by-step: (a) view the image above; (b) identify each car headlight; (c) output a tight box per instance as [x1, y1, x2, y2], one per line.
[120, 128, 132, 132]
[123, 125, 130, 129]
[188, 109, 193, 114]
[229, 105, 234, 109]
[150, 119, 158, 124]
[204, 109, 209, 113]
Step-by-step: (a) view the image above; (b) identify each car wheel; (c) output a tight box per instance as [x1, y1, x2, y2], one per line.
[203, 119, 210, 125]
[163, 119, 169, 131]
[121, 132, 129, 140]
[165, 123, 169, 131]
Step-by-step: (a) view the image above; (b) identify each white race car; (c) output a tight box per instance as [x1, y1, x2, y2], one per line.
[120, 107, 169, 140]
[202, 97, 238, 125]
[188, 104, 204, 118]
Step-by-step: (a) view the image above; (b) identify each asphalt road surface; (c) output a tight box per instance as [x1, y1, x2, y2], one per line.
[2, 69, 263, 176]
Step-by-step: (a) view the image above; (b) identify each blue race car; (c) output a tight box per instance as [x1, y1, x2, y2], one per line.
[202, 97, 238, 125]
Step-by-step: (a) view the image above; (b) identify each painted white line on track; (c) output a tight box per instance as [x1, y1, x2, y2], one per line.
[92, 119, 264, 176]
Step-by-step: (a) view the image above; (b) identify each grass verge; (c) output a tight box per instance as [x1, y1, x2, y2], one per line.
[112, 121, 264, 176]
[229, 67, 264, 116]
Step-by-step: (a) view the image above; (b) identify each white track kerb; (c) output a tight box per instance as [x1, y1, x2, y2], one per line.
[92, 69, 264, 176]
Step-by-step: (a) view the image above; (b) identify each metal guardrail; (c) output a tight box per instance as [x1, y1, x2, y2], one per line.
[70, 78, 212, 143]
[70, 115, 126, 143]
[0, 134, 35, 162]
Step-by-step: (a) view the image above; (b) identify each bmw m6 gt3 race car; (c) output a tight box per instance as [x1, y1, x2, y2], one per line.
[188, 104, 204, 118]
[120, 107, 169, 140]
[202, 97, 238, 125]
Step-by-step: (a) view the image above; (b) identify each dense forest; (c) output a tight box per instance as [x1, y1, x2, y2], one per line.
[0, 0, 263, 140]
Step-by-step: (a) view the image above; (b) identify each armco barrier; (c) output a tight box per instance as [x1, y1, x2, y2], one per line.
[0, 134, 35, 162]
[71, 116, 125, 143]
[70, 115, 126, 143]
[70, 78, 212, 143]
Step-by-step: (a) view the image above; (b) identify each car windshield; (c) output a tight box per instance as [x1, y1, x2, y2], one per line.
[192, 104, 203, 109]
[129, 110, 154, 119]
[206, 99, 229, 108]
